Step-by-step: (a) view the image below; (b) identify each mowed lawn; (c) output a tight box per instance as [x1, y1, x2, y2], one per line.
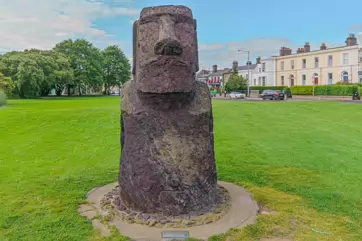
[0, 97, 361, 241]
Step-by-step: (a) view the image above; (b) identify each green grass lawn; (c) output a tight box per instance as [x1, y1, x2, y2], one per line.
[1, 98, 361, 241]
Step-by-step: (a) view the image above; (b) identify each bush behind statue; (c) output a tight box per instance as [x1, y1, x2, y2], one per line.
[291, 85, 358, 96]
[0, 88, 7, 107]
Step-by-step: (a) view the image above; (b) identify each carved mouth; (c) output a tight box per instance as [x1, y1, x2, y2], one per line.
[146, 56, 189, 67]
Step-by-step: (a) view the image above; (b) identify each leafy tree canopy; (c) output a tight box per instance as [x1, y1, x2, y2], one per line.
[225, 73, 248, 92]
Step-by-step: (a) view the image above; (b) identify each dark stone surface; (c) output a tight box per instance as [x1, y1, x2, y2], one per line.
[119, 5, 218, 217]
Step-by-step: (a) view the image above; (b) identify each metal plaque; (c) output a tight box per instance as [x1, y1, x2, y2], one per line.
[161, 231, 189, 241]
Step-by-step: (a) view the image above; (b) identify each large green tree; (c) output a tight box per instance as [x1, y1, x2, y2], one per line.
[54, 39, 103, 95]
[225, 73, 248, 92]
[51, 52, 74, 96]
[17, 58, 44, 98]
[101, 45, 131, 95]
[0, 49, 74, 98]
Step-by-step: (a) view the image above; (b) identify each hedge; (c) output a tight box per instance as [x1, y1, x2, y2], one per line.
[290, 85, 358, 96]
[291, 86, 313, 95]
[315, 85, 357, 96]
[0, 88, 7, 107]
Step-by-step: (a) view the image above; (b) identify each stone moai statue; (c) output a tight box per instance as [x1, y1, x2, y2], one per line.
[119, 5, 218, 216]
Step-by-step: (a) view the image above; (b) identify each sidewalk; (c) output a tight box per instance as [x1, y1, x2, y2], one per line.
[292, 95, 359, 101]
[212, 95, 362, 103]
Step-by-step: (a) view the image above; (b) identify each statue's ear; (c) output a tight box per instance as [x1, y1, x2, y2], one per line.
[132, 20, 139, 75]
[194, 19, 199, 73]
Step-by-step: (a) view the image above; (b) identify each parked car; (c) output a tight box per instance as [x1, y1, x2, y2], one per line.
[260, 90, 285, 100]
[230, 92, 245, 99]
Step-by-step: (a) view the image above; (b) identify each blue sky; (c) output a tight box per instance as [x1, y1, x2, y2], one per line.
[0, 0, 361, 69]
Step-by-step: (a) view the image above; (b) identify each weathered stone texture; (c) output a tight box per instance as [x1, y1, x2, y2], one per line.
[119, 5, 219, 216]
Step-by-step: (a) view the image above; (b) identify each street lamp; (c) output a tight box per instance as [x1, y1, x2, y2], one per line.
[238, 49, 250, 97]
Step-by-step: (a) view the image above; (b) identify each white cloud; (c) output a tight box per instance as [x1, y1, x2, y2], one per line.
[0, 0, 139, 52]
[348, 25, 362, 32]
[198, 43, 225, 52]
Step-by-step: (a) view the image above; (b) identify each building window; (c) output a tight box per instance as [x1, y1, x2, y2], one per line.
[262, 63, 266, 72]
[302, 74, 306, 86]
[360, 77, 362, 84]
[314, 57, 319, 68]
[281, 76, 284, 86]
[359, 57, 362, 62]
[281, 61, 284, 70]
[302, 59, 306, 69]
[328, 73, 333, 85]
[262, 77, 266, 86]
[328, 55, 333, 67]
[254, 79, 256, 86]
[343, 53, 349, 65]
[259, 68, 261, 72]
[258, 77, 261, 86]
[291, 60, 294, 69]
[246, 74, 249, 80]
[342, 72, 348, 82]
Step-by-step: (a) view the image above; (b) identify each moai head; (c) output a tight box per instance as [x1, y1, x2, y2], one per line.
[132, 5, 199, 93]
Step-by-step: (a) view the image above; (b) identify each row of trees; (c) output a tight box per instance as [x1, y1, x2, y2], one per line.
[0, 39, 131, 98]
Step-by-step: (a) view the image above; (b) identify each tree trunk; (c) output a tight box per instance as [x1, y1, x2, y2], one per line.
[104, 83, 108, 95]
[67, 85, 71, 96]
[79, 85, 82, 96]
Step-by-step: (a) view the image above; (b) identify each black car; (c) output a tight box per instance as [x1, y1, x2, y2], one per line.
[260, 90, 285, 100]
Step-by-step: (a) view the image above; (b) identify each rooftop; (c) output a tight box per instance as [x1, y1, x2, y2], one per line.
[278, 44, 359, 59]
[208, 68, 231, 76]
[238, 64, 257, 71]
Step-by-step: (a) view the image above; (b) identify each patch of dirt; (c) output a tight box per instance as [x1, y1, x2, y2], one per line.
[259, 238, 292, 241]
[258, 206, 277, 216]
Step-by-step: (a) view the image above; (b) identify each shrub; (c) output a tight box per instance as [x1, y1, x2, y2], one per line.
[291, 86, 314, 95]
[0, 75, 16, 97]
[283, 87, 292, 98]
[315, 85, 355, 96]
[0, 88, 7, 107]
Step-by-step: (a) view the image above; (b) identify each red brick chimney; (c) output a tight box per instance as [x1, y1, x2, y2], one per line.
[280, 47, 292, 56]
[320, 43, 327, 50]
[297, 48, 305, 54]
[346, 34, 357, 46]
[304, 42, 311, 52]
[212, 65, 218, 73]
[256, 56, 261, 64]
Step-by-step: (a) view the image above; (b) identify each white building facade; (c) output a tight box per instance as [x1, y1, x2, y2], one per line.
[235, 57, 277, 87]
[251, 57, 277, 86]
[237, 64, 257, 84]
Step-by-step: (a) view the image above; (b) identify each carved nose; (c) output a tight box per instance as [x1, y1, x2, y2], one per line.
[154, 15, 183, 56]
[154, 38, 183, 56]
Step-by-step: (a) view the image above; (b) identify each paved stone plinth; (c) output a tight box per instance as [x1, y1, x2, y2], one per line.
[81, 181, 259, 241]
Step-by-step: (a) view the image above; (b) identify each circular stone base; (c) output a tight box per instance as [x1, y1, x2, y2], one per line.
[82, 181, 259, 241]
[100, 184, 231, 228]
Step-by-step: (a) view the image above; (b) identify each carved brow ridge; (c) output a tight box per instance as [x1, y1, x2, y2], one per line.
[140, 14, 194, 25]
